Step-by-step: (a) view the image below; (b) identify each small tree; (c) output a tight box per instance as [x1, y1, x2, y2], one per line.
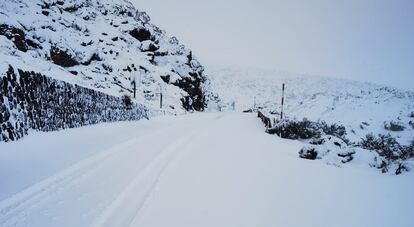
[384, 121, 405, 131]
[400, 139, 414, 160]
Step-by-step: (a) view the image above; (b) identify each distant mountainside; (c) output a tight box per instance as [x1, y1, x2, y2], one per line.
[0, 0, 211, 113]
[208, 67, 414, 145]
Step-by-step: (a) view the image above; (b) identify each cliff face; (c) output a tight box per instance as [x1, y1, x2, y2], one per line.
[0, 0, 211, 112]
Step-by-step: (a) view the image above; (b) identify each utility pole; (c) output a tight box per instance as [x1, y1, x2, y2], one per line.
[280, 83, 285, 120]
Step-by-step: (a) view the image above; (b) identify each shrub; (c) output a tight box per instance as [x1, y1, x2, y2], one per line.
[410, 112, 414, 118]
[384, 121, 405, 131]
[129, 28, 151, 42]
[320, 121, 346, 137]
[400, 139, 414, 160]
[309, 137, 325, 145]
[268, 118, 348, 142]
[395, 163, 409, 175]
[122, 95, 132, 109]
[359, 134, 414, 174]
[319, 121, 349, 144]
[359, 134, 402, 161]
[269, 118, 321, 139]
[299, 147, 318, 160]
[50, 46, 79, 67]
[0, 24, 28, 52]
[337, 151, 355, 163]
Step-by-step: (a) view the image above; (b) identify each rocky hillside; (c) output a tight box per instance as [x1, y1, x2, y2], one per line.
[0, 0, 211, 113]
[208, 67, 414, 174]
[208, 67, 414, 145]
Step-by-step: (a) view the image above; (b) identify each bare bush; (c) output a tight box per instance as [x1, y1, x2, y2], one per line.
[384, 121, 405, 131]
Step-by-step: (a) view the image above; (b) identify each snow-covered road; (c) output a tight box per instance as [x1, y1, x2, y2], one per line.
[0, 113, 413, 227]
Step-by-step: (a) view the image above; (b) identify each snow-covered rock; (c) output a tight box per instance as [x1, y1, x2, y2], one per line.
[0, 0, 212, 113]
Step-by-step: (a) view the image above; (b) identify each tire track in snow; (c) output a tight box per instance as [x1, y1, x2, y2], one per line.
[92, 114, 225, 227]
[91, 131, 197, 227]
[0, 126, 172, 226]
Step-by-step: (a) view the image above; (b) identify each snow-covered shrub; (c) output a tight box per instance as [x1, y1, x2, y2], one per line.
[359, 134, 414, 174]
[359, 134, 402, 161]
[337, 151, 355, 163]
[309, 137, 325, 145]
[395, 163, 409, 175]
[257, 112, 413, 174]
[298, 136, 357, 165]
[0, 66, 148, 143]
[400, 139, 414, 160]
[319, 121, 349, 144]
[409, 121, 414, 129]
[129, 28, 152, 42]
[122, 95, 133, 109]
[0, 24, 28, 52]
[384, 121, 405, 131]
[50, 46, 79, 67]
[267, 117, 348, 142]
[299, 146, 318, 160]
[410, 112, 414, 118]
[268, 118, 321, 139]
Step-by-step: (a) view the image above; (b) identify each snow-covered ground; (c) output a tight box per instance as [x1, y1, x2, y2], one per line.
[0, 113, 413, 227]
[207, 67, 414, 145]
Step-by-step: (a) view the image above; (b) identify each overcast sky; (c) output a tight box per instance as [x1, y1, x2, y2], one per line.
[137, 0, 414, 90]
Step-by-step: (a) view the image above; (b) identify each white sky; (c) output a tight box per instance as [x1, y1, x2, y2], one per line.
[136, 0, 414, 90]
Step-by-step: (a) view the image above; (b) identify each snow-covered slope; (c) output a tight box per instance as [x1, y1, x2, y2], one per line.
[0, 0, 210, 112]
[208, 67, 414, 145]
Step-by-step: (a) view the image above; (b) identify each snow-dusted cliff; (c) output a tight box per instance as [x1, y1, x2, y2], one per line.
[0, 0, 211, 113]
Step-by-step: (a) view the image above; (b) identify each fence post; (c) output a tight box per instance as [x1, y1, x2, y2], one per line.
[133, 79, 136, 98]
[159, 83, 163, 110]
[281, 83, 285, 120]
[280, 83, 285, 138]
[254, 96, 256, 109]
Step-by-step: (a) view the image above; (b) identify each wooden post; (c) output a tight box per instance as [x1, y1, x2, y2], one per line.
[254, 96, 256, 109]
[279, 83, 285, 138]
[133, 79, 136, 98]
[159, 83, 163, 109]
[281, 83, 285, 120]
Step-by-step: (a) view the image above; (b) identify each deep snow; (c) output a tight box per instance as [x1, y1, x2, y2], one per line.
[0, 113, 413, 227]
